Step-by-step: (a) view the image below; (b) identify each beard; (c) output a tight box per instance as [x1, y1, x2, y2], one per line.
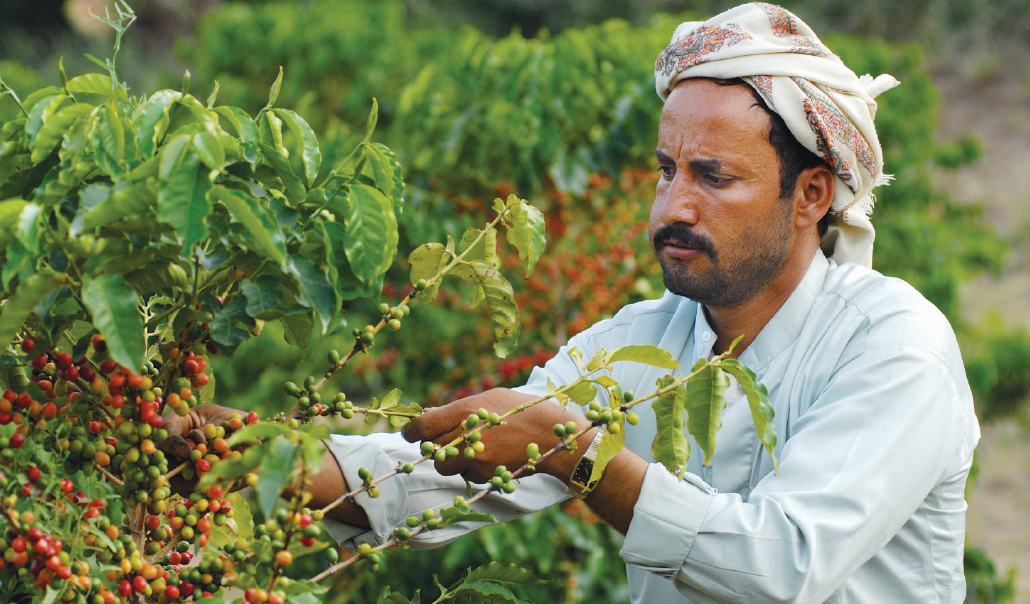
[652, 204, 793, 307]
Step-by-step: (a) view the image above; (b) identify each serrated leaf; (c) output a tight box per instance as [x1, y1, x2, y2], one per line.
[209, 185, 286, 265]
[720, 359, 778, 471]
[285, 256, 336, 333]
[605, 345, 679, 370]
[439, 507, 497, 527]
[30, 102, 91, 162]
[651, 378, 690, 479]
[65, 73, 128, 103]
[81, 274, 144, 372]
[345, 182, 397, 285]
[685, 364, 728, 466]
[255, 436, 298, 520]
[589, 422, 625, 484]
[507, 199, 546, 277]
[458, 228, 498, 267]
[273, 109, 320, 186]
[157, 152, 212, 250]
[0, 270, 68, 351]
[134, 90, 180, 157]
[242, 277, 284, 317]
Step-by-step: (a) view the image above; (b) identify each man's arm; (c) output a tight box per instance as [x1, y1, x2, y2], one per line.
[284, 446, 371, 528]
[400, 388, 649, 533]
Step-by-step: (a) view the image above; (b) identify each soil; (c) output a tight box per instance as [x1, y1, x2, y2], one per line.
[930, 54, 1030, 602]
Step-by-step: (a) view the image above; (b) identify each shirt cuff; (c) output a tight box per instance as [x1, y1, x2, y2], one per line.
[620, 463, 714, 580]
[320, 434, 410, 549]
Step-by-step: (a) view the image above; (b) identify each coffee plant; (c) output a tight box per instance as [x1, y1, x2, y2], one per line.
[0, 6, 780, 603]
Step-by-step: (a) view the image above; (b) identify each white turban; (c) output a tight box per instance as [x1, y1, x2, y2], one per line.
[654, 2, 899, 267]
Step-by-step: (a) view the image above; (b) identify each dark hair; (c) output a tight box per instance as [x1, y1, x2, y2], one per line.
[715, 78, 830, 236]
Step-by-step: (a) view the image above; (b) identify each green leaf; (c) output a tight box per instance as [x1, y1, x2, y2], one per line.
[458, 228, 499, 267]
[367, 142, 404, 212]
[685, 364, 728, 466]
[80, 181, 157, 231]
[242, 277, 284, 318]
[272, 109, 320, 186]
[285, 257, 336, 333]
[209, 185, 286, 265]
[387, 403, 424, 430]
[226, 421, 295, 447]
[345, 183, 397, 285]
[255, 436, 298, 520]
[258, 110, 287, 157]
[213, 106, 259, 146]
[380, 388, 402, 411]
[506, 198, 546, 277]
[65, 73, 128, 103]
[439, 507, 497, 528]
[192, 129, 225, 170]
[720, 359, 778, 472]
[451, 582, 528, 604]
[266, 67, 283, 110]
[365, 98, 378, 141]
[407, 243, 448, 300]
[81, 274, 144, 372]
[157, 151, 212, 250]
[472, 263, 520, 358]
[0, 199, 27, 248]
[15, 202, 41, 255]
[30, 102, 91, 163]
[651, 378, 690, 479]
[589, 421, 625, 484]
[133, 90, 180, 158]
[26, 94, 70, 141]
[377, 588, 412, 604]
[605, 345, 679, 370]
[464, 561, 548, 585]
[281, 311, 313, 351]
[209, 295, 253, 348]
[0, 270, 68, 351]
[40, 586, 59, 604]
[564, 380, 598, 406]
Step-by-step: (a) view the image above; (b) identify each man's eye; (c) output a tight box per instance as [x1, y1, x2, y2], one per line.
[657, 165, 674, 178]
[704, 174, 730, 185]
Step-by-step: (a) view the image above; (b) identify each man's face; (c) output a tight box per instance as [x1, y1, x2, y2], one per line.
[650, 79, 796, 307]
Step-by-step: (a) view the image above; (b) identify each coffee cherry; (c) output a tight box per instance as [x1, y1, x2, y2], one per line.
[274, 550, 292, 566]
[626, 412, 640, 425]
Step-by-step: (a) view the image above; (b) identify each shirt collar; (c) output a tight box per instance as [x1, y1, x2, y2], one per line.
[691, 250, 831, 371]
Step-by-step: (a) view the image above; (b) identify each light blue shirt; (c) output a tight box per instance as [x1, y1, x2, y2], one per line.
[324, 251, 979, 603]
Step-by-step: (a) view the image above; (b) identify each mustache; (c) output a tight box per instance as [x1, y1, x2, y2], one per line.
[652, 225, 717, 259]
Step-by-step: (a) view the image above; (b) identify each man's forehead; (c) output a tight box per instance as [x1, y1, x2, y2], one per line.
[657, 79, 774, 162]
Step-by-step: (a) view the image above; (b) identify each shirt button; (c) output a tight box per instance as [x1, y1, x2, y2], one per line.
[702, 332, 713, 342]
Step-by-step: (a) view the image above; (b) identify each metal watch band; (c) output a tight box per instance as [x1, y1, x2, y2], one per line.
[566, 428, 606, 500]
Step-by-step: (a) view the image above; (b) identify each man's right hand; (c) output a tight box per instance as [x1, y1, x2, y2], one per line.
[160, 404, 240, 460]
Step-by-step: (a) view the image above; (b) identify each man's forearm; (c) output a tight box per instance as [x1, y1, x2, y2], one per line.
[284, 446, 371, 529]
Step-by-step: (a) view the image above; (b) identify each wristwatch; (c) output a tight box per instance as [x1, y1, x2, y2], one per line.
[566, 429, 606, 499]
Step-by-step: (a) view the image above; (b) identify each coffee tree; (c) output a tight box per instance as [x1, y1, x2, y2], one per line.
[0, 6, 777, 604]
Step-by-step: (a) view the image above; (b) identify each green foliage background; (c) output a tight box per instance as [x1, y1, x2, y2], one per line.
[3, 0, 1024, 601]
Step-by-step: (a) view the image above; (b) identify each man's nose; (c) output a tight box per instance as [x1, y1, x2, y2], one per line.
[658, 174, 700, 226]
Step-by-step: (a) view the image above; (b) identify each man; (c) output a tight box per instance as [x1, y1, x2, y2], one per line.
[171, 4, 980, 602]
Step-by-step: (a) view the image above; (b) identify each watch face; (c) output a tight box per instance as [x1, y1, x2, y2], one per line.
[572, 461, 593, 486]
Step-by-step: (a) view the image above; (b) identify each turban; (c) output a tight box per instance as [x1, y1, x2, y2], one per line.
[654, 2, 899, 268]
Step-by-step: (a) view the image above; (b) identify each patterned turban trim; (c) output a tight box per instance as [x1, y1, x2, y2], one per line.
[654, 2, 899, 267]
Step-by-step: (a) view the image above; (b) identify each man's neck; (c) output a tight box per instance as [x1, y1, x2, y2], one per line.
[706, 246, 818, 358]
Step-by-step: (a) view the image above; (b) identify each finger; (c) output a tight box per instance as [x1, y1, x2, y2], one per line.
[162, 434, 192, 460]
[402, 404, 468, 443]
[187, 428, 207, 447]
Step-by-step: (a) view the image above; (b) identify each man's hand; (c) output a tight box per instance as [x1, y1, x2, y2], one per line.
[401, 388, 592, 483]
[160, 404, 240, 460]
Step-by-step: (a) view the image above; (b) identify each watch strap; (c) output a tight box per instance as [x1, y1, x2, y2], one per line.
[566, 429, 606, 499]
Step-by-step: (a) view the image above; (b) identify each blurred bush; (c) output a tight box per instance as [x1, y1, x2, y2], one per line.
[171, 2, 1019, 600]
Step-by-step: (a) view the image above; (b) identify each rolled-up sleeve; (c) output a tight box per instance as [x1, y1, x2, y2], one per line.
[621, 346, 975, 604]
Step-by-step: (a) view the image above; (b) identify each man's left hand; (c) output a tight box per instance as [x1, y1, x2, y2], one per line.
[401, 388, 590, 483]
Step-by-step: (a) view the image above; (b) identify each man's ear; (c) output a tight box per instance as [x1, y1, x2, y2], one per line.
[793, 164, 835, 231]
